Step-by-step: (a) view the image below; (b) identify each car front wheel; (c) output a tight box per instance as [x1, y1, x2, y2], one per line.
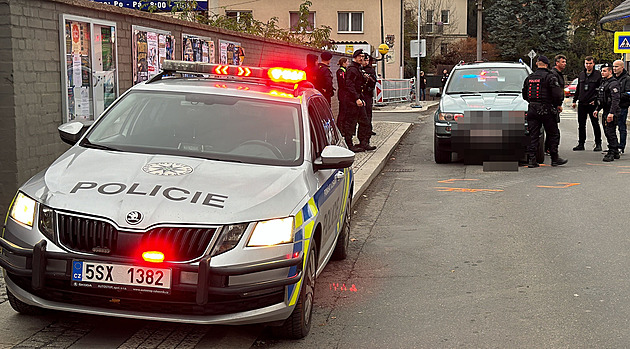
[434, 135, 451, 163]
[332, 195, 351, 260]
[7, 288, 44, 315]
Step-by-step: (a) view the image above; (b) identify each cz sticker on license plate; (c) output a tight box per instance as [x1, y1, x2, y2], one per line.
[71, 260, 172, 295]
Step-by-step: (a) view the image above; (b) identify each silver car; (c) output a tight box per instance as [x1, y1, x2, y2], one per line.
[1, 61, 354, 339]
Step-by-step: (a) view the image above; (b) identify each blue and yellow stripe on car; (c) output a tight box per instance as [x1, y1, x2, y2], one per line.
[286, 168, 352, 306]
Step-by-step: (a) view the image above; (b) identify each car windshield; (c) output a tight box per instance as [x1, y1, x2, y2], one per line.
[83, 91, 303, 166]
[446, 67, 530, 94]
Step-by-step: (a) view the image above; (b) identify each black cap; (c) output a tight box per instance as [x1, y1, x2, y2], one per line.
[321, 51, 332, 61]
[353, 49, 364, 58]
[537, 55, 550, 65]
[601, 62, 613, 69]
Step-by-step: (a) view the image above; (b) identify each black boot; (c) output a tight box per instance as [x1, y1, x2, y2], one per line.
[551, 153, 568, 166]
[572, 142, 585, 151]
[360, 143, 376, 151]
[603, 151, 615, 162]
[593, 143, 602, 152]
[528, 155, 539, 168]
[614, 150, 621, 159]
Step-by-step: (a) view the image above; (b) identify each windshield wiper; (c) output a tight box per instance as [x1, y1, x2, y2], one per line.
[82, 139, 121, 151]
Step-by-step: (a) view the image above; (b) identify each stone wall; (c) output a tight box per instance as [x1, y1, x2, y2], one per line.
[0, 0, 348, 217]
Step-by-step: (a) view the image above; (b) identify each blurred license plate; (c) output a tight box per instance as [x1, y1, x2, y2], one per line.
[71, 260, 171, 293]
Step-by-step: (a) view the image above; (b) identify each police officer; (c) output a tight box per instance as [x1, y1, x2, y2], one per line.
[316, 51, 334, 105]
[361, 54, 377, 136]
[571, 56, 602, 152]
[336, 57, 349, 134]
[612, 59, 630, 154]
[545, 54, 566, 154]
[594, 62, 621, 162]
[522, 55, 567, 167]
[344, 49, 374, 152]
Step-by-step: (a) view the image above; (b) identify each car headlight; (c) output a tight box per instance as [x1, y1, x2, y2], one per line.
[211, 223, 248, 256]
[9, 192, 36, 228]
[438, 112, 464, 121]
[247, 217, 294, 247]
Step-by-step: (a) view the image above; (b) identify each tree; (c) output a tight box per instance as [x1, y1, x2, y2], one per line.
[486, 0, 569, 61]
[431, 38, 499, 66]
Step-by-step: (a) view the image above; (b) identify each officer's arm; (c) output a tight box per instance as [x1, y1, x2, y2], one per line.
[621, 79, 630, 104]
[549, 76, 563, 106]
[522, 79, 529, 102]
[611, 82, 621, 115]
[573, 76, 580, 104]
[346, 69, 361, 101]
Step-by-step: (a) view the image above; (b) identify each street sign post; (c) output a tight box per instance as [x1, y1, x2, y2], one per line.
[528, 50, 536, 69]
[614, 32, 630, 53]
[410, 39, 426, 58]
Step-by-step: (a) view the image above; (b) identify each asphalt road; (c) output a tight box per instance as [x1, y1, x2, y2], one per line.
[3, 103, 630, 348]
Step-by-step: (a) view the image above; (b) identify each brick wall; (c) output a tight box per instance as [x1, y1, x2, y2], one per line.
[0, 0, 348, 217]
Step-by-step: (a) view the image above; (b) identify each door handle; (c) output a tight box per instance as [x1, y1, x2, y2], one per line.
[335, 172, 345, 180]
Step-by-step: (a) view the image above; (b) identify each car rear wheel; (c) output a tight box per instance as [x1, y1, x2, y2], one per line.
[7, 288, 44, 315]
[273, 243, 317, 339]
[434, 135, 451, 163]
[332, 195, 351, 260]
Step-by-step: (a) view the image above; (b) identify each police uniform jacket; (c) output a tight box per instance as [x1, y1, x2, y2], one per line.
[551, 67, 565, 107]
[614, 69, 630, 109]
[361, 65, 377, 100]
[573, 68, 601, 105]
[345, 61, 366, 103]
[595, 77, 621, 116]
[336, 66, 347, 101]
[522, 67, 563, 111]
[316, 62, 334, 99]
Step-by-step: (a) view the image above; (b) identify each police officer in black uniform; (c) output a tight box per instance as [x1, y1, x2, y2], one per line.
[344, 49, 375, 152]
[522, 55, 568, 167]
[571, 56, 602, 151]
[361, 54, 377, 136]
[594, 62, 621, 162]
[316, 51, 334, 105]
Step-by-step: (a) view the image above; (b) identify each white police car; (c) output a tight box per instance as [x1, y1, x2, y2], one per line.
[1, 60, 354, 339]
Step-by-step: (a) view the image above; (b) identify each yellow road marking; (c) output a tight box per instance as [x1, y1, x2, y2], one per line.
[536, 182, 580, 189]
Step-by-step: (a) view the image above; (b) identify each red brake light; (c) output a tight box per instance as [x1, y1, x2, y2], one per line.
[142, 251, 165, 263]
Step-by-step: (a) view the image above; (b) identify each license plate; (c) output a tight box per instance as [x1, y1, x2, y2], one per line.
[71, 260, 172, 294]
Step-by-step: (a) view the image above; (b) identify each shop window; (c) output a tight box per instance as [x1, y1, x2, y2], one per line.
[62, 15, 118, 122]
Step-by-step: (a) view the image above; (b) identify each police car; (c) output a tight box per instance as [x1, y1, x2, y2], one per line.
[1, 60, 354, 339]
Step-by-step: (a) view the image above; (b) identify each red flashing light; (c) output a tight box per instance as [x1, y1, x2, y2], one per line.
[142, 251, 165, 263]
[269, 90, 295, 98]
[268, 68, 306, 83]
[214, 65, 229, 75]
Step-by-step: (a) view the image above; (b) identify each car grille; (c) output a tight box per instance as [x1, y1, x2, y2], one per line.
[58, 213, 118, 254]
[57, 213, 218, 261]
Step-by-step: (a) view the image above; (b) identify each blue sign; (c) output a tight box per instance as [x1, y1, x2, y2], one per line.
[72, 261, 83, 281]
[90, 0, 208, 11]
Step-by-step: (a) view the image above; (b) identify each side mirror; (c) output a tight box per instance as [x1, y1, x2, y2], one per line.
[429, 87, 441, 98]
[58, 121, 92, 146]
[314, 145, 355, 170]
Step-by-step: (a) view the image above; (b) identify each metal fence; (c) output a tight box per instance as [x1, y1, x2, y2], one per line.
[375, 79, 413, 104]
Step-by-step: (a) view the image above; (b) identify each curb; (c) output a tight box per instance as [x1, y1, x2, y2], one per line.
[351, 122, 413, 205]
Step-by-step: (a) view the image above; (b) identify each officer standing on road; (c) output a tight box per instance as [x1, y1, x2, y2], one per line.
[344, 49, 375, 152]
[336, 57, 349, 134]
[361, 54, 377, 136]
[522, 55, 568, 167]
[316, 51, 334, 106]
[304, 54, 319, 88]
[571, 56, 602, 152]
[594, 63, 621, 162]
[612, 59, 629, 154]
[545, 54, 567, 154]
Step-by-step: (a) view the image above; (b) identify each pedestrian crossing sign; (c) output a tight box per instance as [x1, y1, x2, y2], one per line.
[614, 32, 630, 53]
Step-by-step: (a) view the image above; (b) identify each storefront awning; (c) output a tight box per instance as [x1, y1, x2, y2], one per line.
[600, 0, 630, 24]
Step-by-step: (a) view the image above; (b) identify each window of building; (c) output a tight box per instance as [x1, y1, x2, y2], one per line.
[441, 10, 450, 24]
[338, 12, 363, 33]
[225, 10, 252, 22]
[61, 15, 118, 123]
[290, 11, 315, 32]
[425, 10, 434, 33]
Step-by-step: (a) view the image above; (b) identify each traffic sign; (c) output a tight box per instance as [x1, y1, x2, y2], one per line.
[410, 39, 426, 58]
[614, 32, 630, 53]
[528, 50, 536, 59]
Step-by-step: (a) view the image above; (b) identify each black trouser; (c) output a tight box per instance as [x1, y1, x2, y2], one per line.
[343, 100, 371, 145]
[601, 110, 619, 151]
[337, 97, 346, 135]
[528, 111, 560, 158]
[544, 109, 560, 152]
[576, 102, 601, 145]
[363, 93, 373, 134]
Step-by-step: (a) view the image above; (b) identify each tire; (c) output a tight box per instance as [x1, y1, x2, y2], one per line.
[332, 195, 351, 260]
[536, 131, 545, 164]
[434, 135, 451, 163]
[7, 288, 44, 315]
[273, 243, 317, 339]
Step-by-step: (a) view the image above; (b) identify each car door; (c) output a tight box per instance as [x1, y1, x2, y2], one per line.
[308, 97, 346, 262]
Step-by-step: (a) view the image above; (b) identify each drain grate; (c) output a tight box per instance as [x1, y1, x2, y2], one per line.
[383, 168, 415, 172]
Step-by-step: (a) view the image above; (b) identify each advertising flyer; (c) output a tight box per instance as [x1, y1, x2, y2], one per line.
[183, 34, 214, 63]
[133, 27, 175, 85]
[219, 40, 243, 65]
[135, 31, 148, 83]
[158, 34, 166, 66]
[147, 31, 158, 74]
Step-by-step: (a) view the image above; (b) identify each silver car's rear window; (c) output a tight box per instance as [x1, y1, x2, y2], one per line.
[83, 91, 303, 166]
[446, 67, 530, 94]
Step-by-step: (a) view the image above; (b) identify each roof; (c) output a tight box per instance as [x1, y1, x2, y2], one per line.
[599, 0, 630, 24]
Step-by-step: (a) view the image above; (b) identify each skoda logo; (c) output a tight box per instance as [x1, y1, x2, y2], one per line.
[126, 211, 143, 225]
[142, 162, 193, 176]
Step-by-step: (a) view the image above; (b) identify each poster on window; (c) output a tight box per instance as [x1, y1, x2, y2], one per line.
[132, 26, 175, 85]
[64, 19, 93, 121]
[219, 40, 243, 65]
[183, 34, 214, 63]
